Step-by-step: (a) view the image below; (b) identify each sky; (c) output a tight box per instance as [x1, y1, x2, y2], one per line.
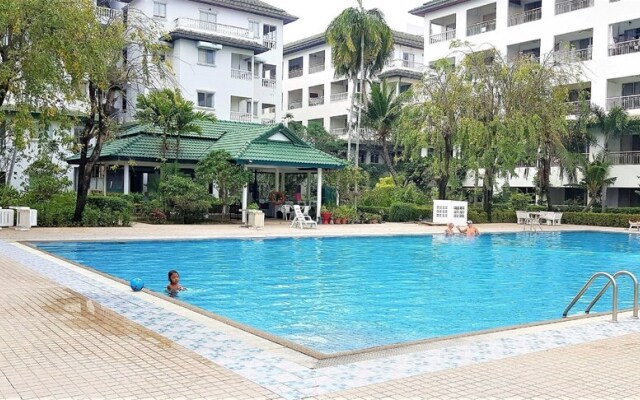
[266, 0, 425, 43]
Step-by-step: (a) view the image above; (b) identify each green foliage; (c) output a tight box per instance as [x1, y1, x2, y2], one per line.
[324, 165, 369, 205]
[22, 157, 71, 203]
[509, 192, 533, 211]
[159, 175, 211, 224]
[562, 212, 640, 228]
[388, 203, 432, 222]
[0, 185, 21, 206]
[576, 154, 616, 211]
[26, 193, 132, 227]
[360, 180, 428, 207]
[291, 122, 345, 157]
[196, 150, 252, 217]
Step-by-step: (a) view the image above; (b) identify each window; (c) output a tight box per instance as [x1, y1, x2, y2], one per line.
[453, 206, 465, 219]
[153, 1, 166, 18]
[199, 11, 216, 23]
[435, 205, 447, 218]
[197, 92, 214, 108]
[370, 152, 380, 164]
[198, 48, 216, 65]
[622, 82, 640, 96]
[249, 20, 260, 38]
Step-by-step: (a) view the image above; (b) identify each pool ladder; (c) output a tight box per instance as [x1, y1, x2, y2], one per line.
[563, 271, 639, 322]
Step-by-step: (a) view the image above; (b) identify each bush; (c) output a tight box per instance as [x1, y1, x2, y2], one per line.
[160, 175, 211, 223]
[31, 193, 76, 227]
[360, 180, 429, 207]
[388, 203, 432, 222]
[562, 212, 640, 227]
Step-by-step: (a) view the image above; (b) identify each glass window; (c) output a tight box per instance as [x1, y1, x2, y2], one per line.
[198, 49, 216, 65]
[199, 11, 216, 23]
[197, 92, 214, 108]
[153, 1, 166, 18]
[249, 20, 260, 38]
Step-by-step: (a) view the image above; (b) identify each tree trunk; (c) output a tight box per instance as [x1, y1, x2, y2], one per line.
[541, 156, 552, 211]
[437, 178, 448, 200]
[6, 147, 17, 186]
[381, 139, 398, 185]
[483, 166, 495, 222]
[583, 195, 596, 212]
[601, 184, 608, 213]
[347, 77, 357, 162]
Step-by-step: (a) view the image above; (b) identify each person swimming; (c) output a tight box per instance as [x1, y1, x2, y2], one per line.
[458, 220, 480, 237]
[166, 270, 186, 295]
[444, 222, 456, 236]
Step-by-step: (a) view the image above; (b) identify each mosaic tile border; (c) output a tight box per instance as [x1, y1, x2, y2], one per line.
[5, 240, 640, 399]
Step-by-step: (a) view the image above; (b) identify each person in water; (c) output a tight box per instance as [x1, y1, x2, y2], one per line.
[166, 270, 185, 293]
[458, 220, 480, 236]
[444, 222, 456, 236]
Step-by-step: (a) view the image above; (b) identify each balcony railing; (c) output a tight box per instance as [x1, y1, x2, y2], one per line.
[565, 100, 591, 115]
[552, 47, 592, 63]
[330, 92, 348, 102]
[555, 0, 593, 15]
[309, 97, 325, 107]
[606, 151, 640, 165]
[288, 69, 303, 78]
[508, 8, 542, 27]
[261, 78, 276, 89]
[173, 18, 251, 40]
[429, 30, 456, 44]
[330, 128, 347, 136]
[261, 118, 276, 125]
[96, 7, 122, 20]
[309, 63, 325, 74]
[609, 39, 640, 56]
[288, 101, 302, 110]
[606, 94, 640, 110]
[263, 37, 277, 49]
[230, 112, 253, 123]
[384, 59, 425, 71]
[231, 69, 252, 80]
[466, 19, 496, 36]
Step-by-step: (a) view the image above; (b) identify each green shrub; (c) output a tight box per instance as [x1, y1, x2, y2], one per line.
[360, 181, 429, 207]
[358, 206, 391, 220]
[31, 193, 76, 227]
[562, 212, 640, 227]
[388, 203, 433, 222]
[160, 175, 211, 223]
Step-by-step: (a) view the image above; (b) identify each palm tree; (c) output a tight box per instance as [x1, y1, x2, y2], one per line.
[326, 0, 393, 165]
[577, 153, 617, 212]
[363, 81, 401, 184]
[590, 105, 640, 150]
[136, 89, 215, 176]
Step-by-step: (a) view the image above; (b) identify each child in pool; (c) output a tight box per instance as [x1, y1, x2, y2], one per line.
[166, 270, 186, 293]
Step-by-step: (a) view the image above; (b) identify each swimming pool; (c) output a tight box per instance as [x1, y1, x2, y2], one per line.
[34, 232, 640, 354]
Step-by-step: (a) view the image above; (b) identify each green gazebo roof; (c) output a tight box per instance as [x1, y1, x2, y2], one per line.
[68, 120, 346, 169]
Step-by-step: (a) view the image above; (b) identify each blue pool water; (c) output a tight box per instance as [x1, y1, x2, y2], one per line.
[34, 232, 640, 354]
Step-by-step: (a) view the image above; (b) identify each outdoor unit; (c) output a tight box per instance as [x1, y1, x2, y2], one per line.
[432, 200, 468, 226]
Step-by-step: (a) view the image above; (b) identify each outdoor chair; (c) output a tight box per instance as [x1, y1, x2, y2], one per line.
[552, 212, 563, 226]
[629, 220, 640, 231]
[516, 210, 530, 224]
[302, 205, 311, 217]
[290, 205, 317, 229]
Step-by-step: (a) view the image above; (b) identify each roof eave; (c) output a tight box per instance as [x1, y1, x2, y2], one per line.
[167, 30, 270, 54]
[409, 0, 469, 16]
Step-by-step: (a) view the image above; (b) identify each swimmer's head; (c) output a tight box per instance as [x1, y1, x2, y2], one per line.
[168, 270, 180, 284]
[448, 222, 454, 229]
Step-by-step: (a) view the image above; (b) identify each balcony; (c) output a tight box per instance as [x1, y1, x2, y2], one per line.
[288, 69, 303, 79]
[552, 47, 592, 63]
[466, 20, 496, 36]
[309, 63, 325, 74]
[330, 92, 348, 103]
[309, 97, 325, 107]
[606, 151, 640, 165]
[429, 30, 456, 44]
[565, 100, 591, 115]
[173, 18, 251, 40]
[263, 37, 277, 49]
[261, 118, 276, 125]
[385, 59, 425, 71]
[231, 69, 252, 80]
[606, 94, 640, 110]
[230, 112, 253, 122]
[330, 128, 347, 135]
[555, 0, 593, 15]
[288, 101, 302, 110]
[262, 78, 276, 89]
[95, 7, 122, 20]
[609, 39, 640, 56]
[508, 8, 542, 27]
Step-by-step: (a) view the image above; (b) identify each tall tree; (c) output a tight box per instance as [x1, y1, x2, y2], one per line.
[135, 89, 215, 174]
[0, 0, 100, 185]
[397, 59, 471, 200]
[363, 81, 401, 184]
[326, 0, 393, 164]
[72, 9, 172, 222]
[590, 106, 640, 150]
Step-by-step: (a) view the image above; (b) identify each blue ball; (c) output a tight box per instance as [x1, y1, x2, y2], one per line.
[130, 278, 144, 292]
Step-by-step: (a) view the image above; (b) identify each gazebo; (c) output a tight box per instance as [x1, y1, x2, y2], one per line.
[67, 120, 346, 222]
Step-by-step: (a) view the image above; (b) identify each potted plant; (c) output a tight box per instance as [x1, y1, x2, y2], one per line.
[246, 203, 264, 228]
[320, 206, 332, 225]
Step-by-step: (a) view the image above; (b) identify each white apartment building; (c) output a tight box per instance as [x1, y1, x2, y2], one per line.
[105, 0, 296, 125]
[410, 0, 640, 207]
[282, 31, 424, 164]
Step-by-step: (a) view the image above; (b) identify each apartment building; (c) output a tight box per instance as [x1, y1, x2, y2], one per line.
[105, 0, 296, 125]
[410, 0, 640, 206]
[282, 31, 424, 164]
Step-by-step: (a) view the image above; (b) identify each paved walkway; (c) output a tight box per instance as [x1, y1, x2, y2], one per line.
[2, 223, 640, 399]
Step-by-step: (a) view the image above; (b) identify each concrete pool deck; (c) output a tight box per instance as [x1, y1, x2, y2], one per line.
[2, 222, 640, 399]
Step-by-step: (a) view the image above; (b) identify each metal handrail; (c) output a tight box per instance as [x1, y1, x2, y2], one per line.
[563, 272, 617, 321]
[585, 271, 638, 318]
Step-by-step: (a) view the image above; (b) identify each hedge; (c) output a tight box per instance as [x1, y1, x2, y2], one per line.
[561, 212, 640, 228]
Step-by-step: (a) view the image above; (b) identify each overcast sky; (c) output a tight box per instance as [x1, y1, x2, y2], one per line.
[266, 0, 425, 44]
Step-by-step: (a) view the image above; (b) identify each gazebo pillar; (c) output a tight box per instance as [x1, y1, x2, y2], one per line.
[275, 168, 280, 192]
[123, 164, 130, 195]
[242, 166, 249, 223]
[306, 172, 311, 203]
[102, 164, 108, 195]
[316, 168, 323, 221]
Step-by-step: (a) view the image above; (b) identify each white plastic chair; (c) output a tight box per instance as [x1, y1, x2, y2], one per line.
[290, 205, 317, 229]
[552, 212, 562, 226]
[302, 205, 310, 216]
[280, 205, 291, 220]
[629, 220, 640, 231]
[516, 210, 529, 224]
